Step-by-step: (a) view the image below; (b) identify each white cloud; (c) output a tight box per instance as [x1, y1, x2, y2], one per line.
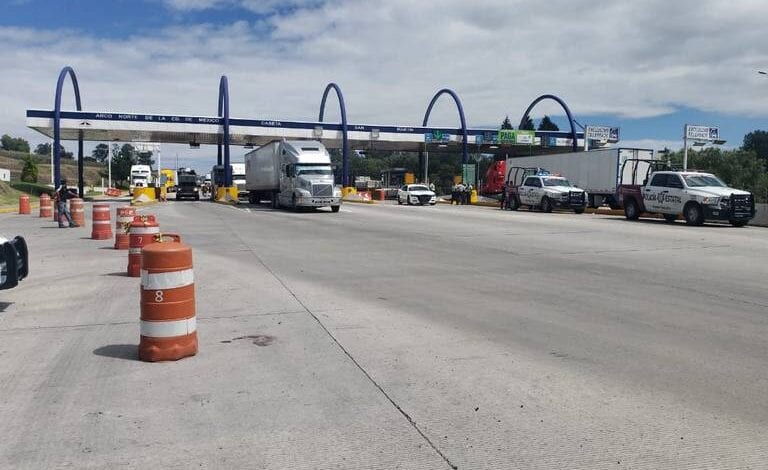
[3, 0, 768, 171]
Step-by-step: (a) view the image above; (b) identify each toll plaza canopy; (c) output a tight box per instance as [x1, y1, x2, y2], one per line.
[26, 66, 596, 195]
[26, 109, 585, 154]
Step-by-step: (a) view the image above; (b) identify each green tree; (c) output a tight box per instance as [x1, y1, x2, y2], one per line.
[519, 116, 534, 131]
[57, 144, 74, 159]
[111, 144, 137, 187]
[34, 142, 51, 156]
[742, 130, 768, 166]
[137, 151, 154, 166]
[1, 134, 30, 153]
[20, 154, 39, 183]
[537, 115, 560, 131]
[92, 143, 110, 163]
[501, 116, 513, 130]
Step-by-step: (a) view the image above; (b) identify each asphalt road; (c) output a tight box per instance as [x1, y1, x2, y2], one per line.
[1, 200, 767, 469]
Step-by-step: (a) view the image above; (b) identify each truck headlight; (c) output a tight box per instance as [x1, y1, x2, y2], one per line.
[560, 193, 569, 200]
[701, 196, 719, 205]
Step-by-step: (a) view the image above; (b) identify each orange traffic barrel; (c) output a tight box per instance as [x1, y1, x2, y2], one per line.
[18, 194, 31, 215]
[91, 203, 113, 240]
[139, 235, 197, 362]
[128, 215, 160, 277]
[39, 194, 53, 218]
[114, 206, 136, 249]
[69, 198, 85, 226]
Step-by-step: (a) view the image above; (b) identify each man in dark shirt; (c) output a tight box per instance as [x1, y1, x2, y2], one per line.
[54, 178, 78, 228]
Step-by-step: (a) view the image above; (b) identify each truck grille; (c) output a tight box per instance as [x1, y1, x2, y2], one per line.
[569, 191, 585, 205]
[731, 194, 753, 218]
[312, 184, 333, 197]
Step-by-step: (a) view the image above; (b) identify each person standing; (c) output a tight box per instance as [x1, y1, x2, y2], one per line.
[54, 178, 78, 228]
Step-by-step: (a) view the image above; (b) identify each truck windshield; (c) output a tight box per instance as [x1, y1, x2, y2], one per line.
[296, 166, 332, 176]
[233, 174, 246, 180]
[543, 177, 571, 187]
[683, 174, 725, 187]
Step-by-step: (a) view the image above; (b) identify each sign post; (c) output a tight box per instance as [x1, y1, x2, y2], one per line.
[683, 125, 721, 170]
[584, 126, 620, 151]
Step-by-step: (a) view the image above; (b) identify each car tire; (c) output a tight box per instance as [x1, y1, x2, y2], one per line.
[397, 197, 403, 205]
[574, 207, 585, 214]
[663, 213, 678, 223]
[331, 205, 341, 213]
[508, 197, 520, 211]
[541, 196, 553, 213]
[624, 198, 640, 220]
[292, 194, 297, 211]
[195, 194, 199, 201]
[684, 202, 704, 226]
[730, 219, 748, 227]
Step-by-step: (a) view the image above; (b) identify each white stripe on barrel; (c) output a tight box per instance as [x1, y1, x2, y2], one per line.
[140, 269, 194, 290]
[141, 317, 196, 337]
[130, 227, 160, 235]
[93, 220, 111, 225]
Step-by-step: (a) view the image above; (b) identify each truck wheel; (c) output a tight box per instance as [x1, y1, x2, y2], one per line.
[291, 194, 297, 211]
[195, 194, 200, 201]
[684, 202, 704, 226]
[331, 205, 341, 213]
[663, 213, 677, 223]
[508, 197, 520, 211]
[574, 207, 585, 214]
[588, 194, 597, 209]
[248, 193, 256, 204]
[730, 219, 748, 227]
[540, 196, 553, 213]
[624, 199, 640, 220]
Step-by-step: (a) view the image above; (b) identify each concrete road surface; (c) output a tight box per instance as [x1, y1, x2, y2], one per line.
[1, 200, 767, 469]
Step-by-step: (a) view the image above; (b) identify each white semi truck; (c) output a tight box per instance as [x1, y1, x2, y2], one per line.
[129, 165, 152, 190]
[245, 140, 342, 212]
[505, 148, 655, 208]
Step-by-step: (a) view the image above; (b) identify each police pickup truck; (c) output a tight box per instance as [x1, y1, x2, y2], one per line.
[503, 167, 588, 213]
[618, 164, 755, 226]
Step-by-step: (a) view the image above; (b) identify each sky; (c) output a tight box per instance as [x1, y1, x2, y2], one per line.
[2, 0, 768, 172]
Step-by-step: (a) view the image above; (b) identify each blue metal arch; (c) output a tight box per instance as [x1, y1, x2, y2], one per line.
[217, 75, 232, 186]
[318, 83, 349, 187]
[421, 89, 469, 182]
[519, 94, 578, 152]
[53, 66, 84, 195]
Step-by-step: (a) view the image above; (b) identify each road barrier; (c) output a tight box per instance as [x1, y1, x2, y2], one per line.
[114, 206, 136, 249]
[91, 203, 112, 240]
[69, 198, 85, 226]
[128, 215, 160, 277]
[18, 195, 30, 215]
[139, 235, 197, 362]
[39, 194, 52, 218]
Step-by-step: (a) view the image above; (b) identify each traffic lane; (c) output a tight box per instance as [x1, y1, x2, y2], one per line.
[0, 205, 451, 470]
[213, 201, 768, 467]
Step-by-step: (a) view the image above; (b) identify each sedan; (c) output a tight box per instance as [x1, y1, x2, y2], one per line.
[397, 184, 437, 205]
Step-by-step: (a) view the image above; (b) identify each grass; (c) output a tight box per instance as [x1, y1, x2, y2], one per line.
[0, 181, 39, 207]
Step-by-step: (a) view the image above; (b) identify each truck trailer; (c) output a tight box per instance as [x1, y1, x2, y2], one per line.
[245, 140, 342, 212]
[505, 148, 655, 207]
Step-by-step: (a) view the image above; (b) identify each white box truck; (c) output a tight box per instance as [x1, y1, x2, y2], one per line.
[129, 165, 152, 190]
[245, 140, 342, 212]
[505, 148, 655, 207]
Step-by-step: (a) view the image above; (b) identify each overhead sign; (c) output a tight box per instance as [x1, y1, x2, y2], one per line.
[424, 130, 451, 143]
[686, 125, 719, 141]
[585, 126, 620, 142]
[498, 129, 535, 145]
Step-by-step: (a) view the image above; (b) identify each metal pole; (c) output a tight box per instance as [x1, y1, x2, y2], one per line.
[108, 147, 112, 188]
[425, 149, 429, 184]
[50, 140, 54, 185]
[683, 124, 688, 171]
[584, 126, 590, 151]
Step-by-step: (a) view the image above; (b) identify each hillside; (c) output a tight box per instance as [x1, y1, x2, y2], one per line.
[0, 150, 104, 186]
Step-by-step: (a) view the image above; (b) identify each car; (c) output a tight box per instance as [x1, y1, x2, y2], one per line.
[0, 235, 28, 290]
[397, 184, 437, 205]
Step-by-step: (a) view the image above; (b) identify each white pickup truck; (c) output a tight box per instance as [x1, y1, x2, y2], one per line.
[619, 169, 756, 226]
[503, 167, 588, 213]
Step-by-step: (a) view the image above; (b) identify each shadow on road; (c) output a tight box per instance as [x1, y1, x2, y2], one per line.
[0, 302, 13, 313]
[93, 344, 139, 361]
[103, 271, 128, 277]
